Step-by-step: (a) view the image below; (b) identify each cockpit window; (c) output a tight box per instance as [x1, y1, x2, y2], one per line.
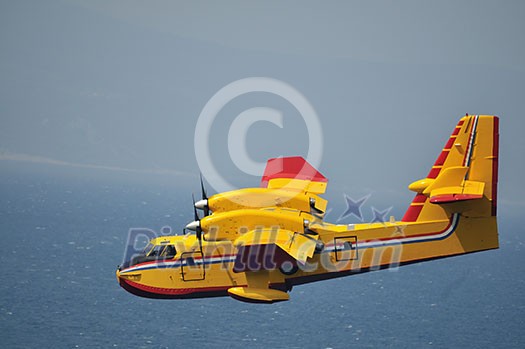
[148, 245, 165, 257]
[162, 245, 177, 258]
[142, 243, 154, 255]
[146, 244, 177, 258]
[120, 243, 177, 269]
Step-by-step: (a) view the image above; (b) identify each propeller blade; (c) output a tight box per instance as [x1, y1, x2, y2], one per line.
[200, 173, 208, 200]
[192, 193, 203, 244]
[199, 174, 210, 217]
[192, 194, 199, 221]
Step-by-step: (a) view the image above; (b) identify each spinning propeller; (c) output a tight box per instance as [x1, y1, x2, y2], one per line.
[186, 194, 204, 250]
[195, 174, 210, 217]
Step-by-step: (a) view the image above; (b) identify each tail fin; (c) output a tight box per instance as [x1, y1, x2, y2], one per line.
[402, 115, 499, 223]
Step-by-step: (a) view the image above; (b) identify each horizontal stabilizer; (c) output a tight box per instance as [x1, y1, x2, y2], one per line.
[423, 166, 468, 195]
[403, 115, 498, 222]
[410, 166, 485, 205]
[430, 193, 483, 204]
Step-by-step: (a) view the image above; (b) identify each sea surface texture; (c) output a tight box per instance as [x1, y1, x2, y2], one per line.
[1, 169, 523, 348]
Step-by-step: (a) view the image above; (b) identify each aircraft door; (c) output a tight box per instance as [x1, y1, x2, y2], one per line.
[180, 251, 205, 281]
[333, 236, 358, 261]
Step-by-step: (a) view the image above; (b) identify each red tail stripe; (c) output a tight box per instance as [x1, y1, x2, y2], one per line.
[491, 117, 499, 216]
[434, 150, 450, 166]
[404, 118, 466, 222]
[402, 204, 424, 222]
[427, 167, 441, 179]
[444, 137, 456, 150]
[412, 194, 428, 203]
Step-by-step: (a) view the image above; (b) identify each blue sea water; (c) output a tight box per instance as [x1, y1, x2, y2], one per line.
[1, 167, 524, 348]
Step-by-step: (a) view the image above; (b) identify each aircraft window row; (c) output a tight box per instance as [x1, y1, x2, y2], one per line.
[162, 245, 177, 258]
[120, 244, 178, 269]
[142, 243, 154, 255]
[148, 244, 177, 258]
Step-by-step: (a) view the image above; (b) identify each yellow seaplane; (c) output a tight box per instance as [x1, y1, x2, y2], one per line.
[116, 115, 499, 303]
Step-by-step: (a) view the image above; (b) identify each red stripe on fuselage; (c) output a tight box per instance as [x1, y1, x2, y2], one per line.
[119, 278, 233, 298]
[364, 214, 454, 243]
[119, 278, 290, 300]
[120, 254, 238, 273]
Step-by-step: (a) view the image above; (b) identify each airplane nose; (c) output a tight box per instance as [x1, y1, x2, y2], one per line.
[185, 220, 200, 231]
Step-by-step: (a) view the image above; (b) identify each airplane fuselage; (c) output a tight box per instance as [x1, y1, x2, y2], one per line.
[116, 115, 499, 303]
[116, 212, 496, 299]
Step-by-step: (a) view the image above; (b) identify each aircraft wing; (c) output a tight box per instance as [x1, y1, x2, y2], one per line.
[227, 157, 327, 302]
[227, 228, 320, 303]
[234, 228, 319, 267]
